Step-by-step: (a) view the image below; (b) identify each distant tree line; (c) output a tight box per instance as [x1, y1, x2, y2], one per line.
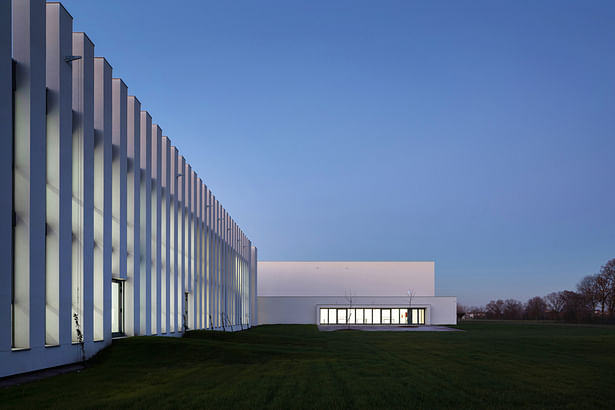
[458, 258, 615, 323]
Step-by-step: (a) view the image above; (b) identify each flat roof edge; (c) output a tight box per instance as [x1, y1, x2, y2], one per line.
[257, 295, 456, 298]
[258, 260, 436, 263]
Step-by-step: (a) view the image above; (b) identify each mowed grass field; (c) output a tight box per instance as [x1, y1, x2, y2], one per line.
[1, 321, 615, 409]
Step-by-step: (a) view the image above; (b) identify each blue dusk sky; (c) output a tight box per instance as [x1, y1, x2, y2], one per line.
[60, 0, 614, 306]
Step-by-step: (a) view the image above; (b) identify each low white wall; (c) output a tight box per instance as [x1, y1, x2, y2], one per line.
[258, 296, 457, 326]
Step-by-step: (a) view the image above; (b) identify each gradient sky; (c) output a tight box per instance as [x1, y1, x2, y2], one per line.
[60, 0, 615, 306]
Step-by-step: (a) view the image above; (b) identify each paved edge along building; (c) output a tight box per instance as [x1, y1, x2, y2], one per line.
[1, 0, 257, 378]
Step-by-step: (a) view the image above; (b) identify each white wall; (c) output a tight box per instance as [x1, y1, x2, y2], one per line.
[257, 296, 457, 325]
[258, 261, 435, 297]
[1, 0, 255, 379]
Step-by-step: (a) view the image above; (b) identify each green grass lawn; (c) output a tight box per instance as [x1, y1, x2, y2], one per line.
[2, 321, 615, 409]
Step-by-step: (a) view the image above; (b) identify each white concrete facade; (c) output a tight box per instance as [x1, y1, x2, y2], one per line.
[1, 0, 257, 378]
[258, 261, 436, 297]
[257, 262, 456, 326]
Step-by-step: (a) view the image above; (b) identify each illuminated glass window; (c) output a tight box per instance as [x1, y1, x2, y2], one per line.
[356, 309, 364, 324]
[372, 309, 381, 324]
[347, 309, 355, 324]
[391, 309, 399, 324]
[407, 308, 426, 325]
[320, 308, 328, 324]
[318, 307, 426, 325]
[328, 308, 336, 324]
[364, 309, 372, 324]
[382, 309, 391, 324]
[337, 309, 347, 325]
[400, 308, 408, 324]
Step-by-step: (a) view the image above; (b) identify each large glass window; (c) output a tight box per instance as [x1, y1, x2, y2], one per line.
[320, 308, 328, 324]
[409, 308, 426, 325]
[318, 307, 426, 326]
[346, 309, 353, 324]
[356, 309, 364, 324]
[372, 309, 381, 324]
[400, 308, 408, 324]
[364, 309, 372, 324]
[337, 309, 347, 324]
[391, 309, 399, 324]
[382, 309, 391, 324]
[328, 308, 336, 324]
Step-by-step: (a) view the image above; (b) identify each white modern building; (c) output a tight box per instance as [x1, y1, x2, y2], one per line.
[1, 0, 257, 378]
[258, 261, 456, 326]
[1, 0, 458, 381]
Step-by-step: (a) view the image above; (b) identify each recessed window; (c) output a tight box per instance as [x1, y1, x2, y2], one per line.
[318, 307, 426, 325]
[400, 309, 408, 324]
[382, 309, 391, 324]
[391, 309, 399, 324]
[328, 308, 336, 324]
[112, 280, 125, 337]
[356, 309, 364, 324]
[337, 309, 346, 325]
[372, 309, 381, 324]
[364, 309, 372, 324]
[320, 308, 328, 324]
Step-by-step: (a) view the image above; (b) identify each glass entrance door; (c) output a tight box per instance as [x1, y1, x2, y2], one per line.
[112, 280, 124, 337]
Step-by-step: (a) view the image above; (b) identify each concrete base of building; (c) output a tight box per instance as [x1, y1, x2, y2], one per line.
[317, 325, 462, 332]
[0, 362, 85, 388]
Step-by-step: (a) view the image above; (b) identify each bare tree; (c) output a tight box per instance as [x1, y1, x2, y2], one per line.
[73, 313, 85, 363]
[503, 299, 523, 320]
[466, 306, 486, 319]
[599, 259, 615, 317]
[577, 274, 599, 312]
[407, 289, 415, 325]
[344, 289, 353, 329]
[525, 296, 547, 320]
[457, 304, 467, 321]
[485, 299, 504, 319]
[473, 258, 615, 324]
[595, 274, 610, 316]
[545, 292, 565, 320]
[560, 290, 592, 322]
